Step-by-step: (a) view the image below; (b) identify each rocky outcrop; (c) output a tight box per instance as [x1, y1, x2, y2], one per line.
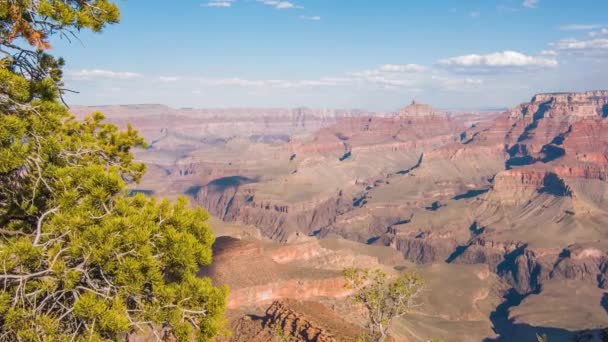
[451, 238, 608, 294]
[291, 105, 461, 157]
[227, 278, 350, 310]
[554, 164, 608, 185]
[228, 300, 366, 342]
[490, 169, 572, 205]
[552, 245, 608, 288]
[263, 301, 364, 341]
[523, 91, 608, 119]
[379, 230, 460, 264]
[451, 91, 608, 171]
[199, 237, 366, 309]
[196, 184, 354, 241]
[562, 119, 608, 165]
[398, 101, 448, 119]
[502, 91, 608, 166]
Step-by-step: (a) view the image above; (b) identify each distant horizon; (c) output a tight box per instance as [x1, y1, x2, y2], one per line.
[69, 88, 608, 113]
[69, 101, 509, 113]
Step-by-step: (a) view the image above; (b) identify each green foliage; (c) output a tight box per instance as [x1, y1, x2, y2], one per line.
[343, 268, 425, 342]
[273, 325, 295, 342]
[354, 335, 371, 342]
[1, 0, 119, 49]
[1, 0, 118, 89]
[0, 1, 228, 341]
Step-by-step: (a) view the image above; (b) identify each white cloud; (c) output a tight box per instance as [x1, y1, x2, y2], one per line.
[589, 28, 608, 37]
[346, 64, 430, 90]
[300, 15, 321, 21]
[361, 76, 416, 88]
[470, 11, 480, 18]
[554, 38, 608, 51]
[195, 77, 349, 88]
[210, 78, 268, 87]
[188, 65, 428, 91]
[204, 0, 306, 15]
[432, 75, 483, 91]
[204, 0, 234, 8]
[284, 78, 351, 88]
[164, 62, 488, 94]
[155, 62, 487, 95]
[523, 0, 539, 9]
[70, 69, 143, 80]
[156, 63, 428, 91]
[438, 51, 558, 72]
[540, 49, 558, 56]
[549, 30, 608, 56]
[560, 24, 603, 31]
[257, 0, 302, 9]
[380, 64, 427, 73]
[350, 64, 427, 78]
[159, 76, 182, 83]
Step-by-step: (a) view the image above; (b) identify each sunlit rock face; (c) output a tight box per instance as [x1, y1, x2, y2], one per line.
[398, 100, 449, 119]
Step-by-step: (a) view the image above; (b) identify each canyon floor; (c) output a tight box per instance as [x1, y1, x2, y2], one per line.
[73, 92, 608, 341]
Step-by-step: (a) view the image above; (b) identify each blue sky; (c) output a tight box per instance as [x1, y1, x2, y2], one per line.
[53, 0, 608, 110]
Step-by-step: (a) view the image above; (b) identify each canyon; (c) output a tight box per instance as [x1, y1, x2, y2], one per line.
[73, 91, 608, 341]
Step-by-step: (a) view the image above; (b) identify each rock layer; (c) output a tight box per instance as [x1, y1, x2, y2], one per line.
[227, 300, 366, 342]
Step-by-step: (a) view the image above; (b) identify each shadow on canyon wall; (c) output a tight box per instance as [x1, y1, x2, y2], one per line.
[184, 176, 260, 198]
[486, 289, 608, 342]
[128, 189, 155, 197]
[206, 176, 259, 192]
[452, 188, 489, 200]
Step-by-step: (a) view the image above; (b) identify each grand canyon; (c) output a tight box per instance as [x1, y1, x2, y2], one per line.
[5, 1, 608, 341]
[73, 90, 608, 341]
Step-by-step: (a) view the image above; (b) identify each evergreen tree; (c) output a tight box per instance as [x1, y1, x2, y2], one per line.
[0, 1, 227, 341]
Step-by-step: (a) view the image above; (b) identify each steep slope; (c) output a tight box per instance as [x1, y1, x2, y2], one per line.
[206, 236, 504, 342]
[226, 300, 366, 342]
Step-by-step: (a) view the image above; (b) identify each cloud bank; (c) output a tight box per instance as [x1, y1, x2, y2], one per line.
[438, 51, 558, 72]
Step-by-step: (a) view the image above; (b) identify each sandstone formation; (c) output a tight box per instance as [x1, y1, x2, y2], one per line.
[227, 300, 366, 342]
[399, 100, 449, 119]
[199, 236, 403, 309]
